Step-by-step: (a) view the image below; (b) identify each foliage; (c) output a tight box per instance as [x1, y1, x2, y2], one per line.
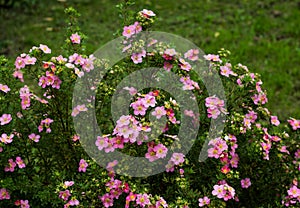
[1, 4, 300, 208]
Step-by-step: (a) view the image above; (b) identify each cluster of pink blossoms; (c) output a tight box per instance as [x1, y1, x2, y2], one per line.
[260, 127, 284, 160]
[65, 53, 95, 77]
[205, 96, 227, 119]
[15, 199, 30, 208]
[145, 142, 168, 162]
[130, 93, 156, 116]
[71, 104, 88, 117]
[165, 152, 185, 172]
[38, 118, 54, 133]
[100, 178, 130, 207]
[212, 180, 236, 201]
[14, 53, 37, 70]
[282, 181, 300, 206]
[19, 85, 31, 109]
[38, 71, 62, 89]
[99, 161, 168, 208]
[4, 156, 25, 172]
[58, 181, 79, 207]
[208, 135, 239, 174]
[179, 76, 200, 91]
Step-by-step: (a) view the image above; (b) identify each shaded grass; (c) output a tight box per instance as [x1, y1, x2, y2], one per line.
[1, 0, 300, 119]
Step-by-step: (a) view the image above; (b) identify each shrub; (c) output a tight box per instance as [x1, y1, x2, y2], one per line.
[0, 4, 300, 208]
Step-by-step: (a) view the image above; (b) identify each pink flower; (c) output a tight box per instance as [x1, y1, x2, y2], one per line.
[16, 156, 26, 168]
[24, 55, 36, 65]
[212, 185, 226, 199]
[198, 196, 210, 207]
[59, 190, 71, 201]
[270, 116, 280, 126]
[220, 63, 236, 77]
[123, 25, 136, 38]
[0, 188, 10, 200]
[288, 118, 300, 130]
[131, 53, 143, 64]
[64, 181, 74, 188]
[170, 153, 185, 165]
[208, 147, 221, 159]
[163, 61, 173, 71]
[4, 159, 16, 172]
[134, 21, 142, 33]
[142, 94, 156, 108]
[39, 44, 51, 54]
[207, 107, 220, 119]
[140, 9, 156, 18]
[100, 193, 114, 208]
[123, 87, 137, 95]
[28, 133, 40, 142]
[287, 185, 300, 198]
[20, 199, 30, 208]
[136, 193, 151, 207]
[154, 143, 168, 158]
[68, 198, 79, 206]
[15, 57, 25, 69]
[0, 84, 10, 93]
[78, 159, 88, 172]
[279, 146, 290, 155]
[70, 33, 81, 44]
[151, 106, 166, 119]
[184, 49, 199, 61]
[163, 48, 177, 60]
[95, 136, 109, 150]
[0, 114, 12, 125]
[179, 58, 192, 71]
[241, 178, 251, 188]
[130, 100, 147, 116]
[204, 54, 222, 62]
[145, 147, 158, 162]
[13, 70, 24, 82]
[0, 133, 14, 144]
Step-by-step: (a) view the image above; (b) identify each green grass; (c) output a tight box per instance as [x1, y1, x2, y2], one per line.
[1, 0, 300, 119]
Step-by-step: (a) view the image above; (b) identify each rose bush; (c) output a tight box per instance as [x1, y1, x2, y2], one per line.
[1, 4, 300, 208]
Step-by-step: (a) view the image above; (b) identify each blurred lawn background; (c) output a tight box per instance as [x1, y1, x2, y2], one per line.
[1, 0, 300, 120]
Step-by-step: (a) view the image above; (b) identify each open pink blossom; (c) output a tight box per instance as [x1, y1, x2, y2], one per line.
[28, 133, 40, 142]
[151, 106, 166, 119]
[59, 190, 71, 201]
[287, 118, 300, 130]
[39, 44, 51, 54]
[4, 159, 16, 172]
[0, 133, 14, 144]
[78, 159, 88, 172]
[140, 9, 156, 19]
[241, 178, 251, 188]
[198, 196, 210, 207]
[0, 188, 10, 200]
[0, 84, 10, 93]
[0, 114, 12, 125]
[270, 116, 280, 126]
[16, 156, 25, 168]
[70, 33, 81, 44]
